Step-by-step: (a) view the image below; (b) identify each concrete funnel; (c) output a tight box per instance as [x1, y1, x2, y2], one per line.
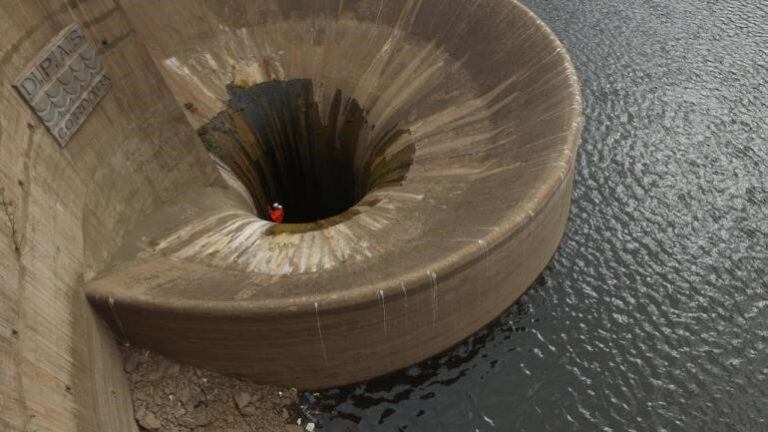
[79, 0, 582, 390]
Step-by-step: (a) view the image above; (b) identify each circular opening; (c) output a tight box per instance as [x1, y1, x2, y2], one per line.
[197, 79, 414, 223]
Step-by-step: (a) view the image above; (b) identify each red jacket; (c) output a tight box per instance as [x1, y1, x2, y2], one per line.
[269, 208, 284, 223]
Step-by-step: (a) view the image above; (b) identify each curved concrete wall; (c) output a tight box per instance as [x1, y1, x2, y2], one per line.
[0, 1, 218, 431]
[85, 0, 582, 389]
[1, 3, 581, 430]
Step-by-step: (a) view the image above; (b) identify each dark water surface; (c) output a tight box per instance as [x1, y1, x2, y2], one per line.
[314, 1, 768, 430]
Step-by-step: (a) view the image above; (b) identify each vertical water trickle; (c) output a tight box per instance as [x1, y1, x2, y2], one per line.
[400, 282, 408, 311]
[108, 297, 127, 340]
[428, 271, 438, 335]
[378, 289, 387, 337]
[314, 302, 329, 365]
[478, 239, 490, 277]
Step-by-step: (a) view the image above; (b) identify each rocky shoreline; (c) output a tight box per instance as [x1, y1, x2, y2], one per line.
[122, 346, 314, 432]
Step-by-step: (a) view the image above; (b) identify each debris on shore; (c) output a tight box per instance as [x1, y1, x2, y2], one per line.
[122, 345, 308, 432]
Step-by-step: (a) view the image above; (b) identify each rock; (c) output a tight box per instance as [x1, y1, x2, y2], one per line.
[178, 386, 191, 404]
[194, 416, 212, 428]
[306, 423, 316, 431]
[185, 386, 205, 407]
[147, 369, 164, 381]
[134, 405, 146, 420]
[179, 411, 212, 428]
[235, 392, 251, 410]
[138, 412, 162, 430]
[240, 405, 257, 416]
[165, 363, 181, 376]
[122, 347, 299, 432]
[124, 352, 142, 373]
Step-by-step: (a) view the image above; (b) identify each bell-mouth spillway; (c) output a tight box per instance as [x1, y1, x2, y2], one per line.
[198, 79, 413, 224]
[83, 0, 583, 390]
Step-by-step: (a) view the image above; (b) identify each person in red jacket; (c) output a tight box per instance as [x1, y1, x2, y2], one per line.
[268, 203, 284, 223]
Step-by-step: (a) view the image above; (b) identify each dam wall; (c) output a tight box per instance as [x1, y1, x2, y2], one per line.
[0, 1, 218, 431]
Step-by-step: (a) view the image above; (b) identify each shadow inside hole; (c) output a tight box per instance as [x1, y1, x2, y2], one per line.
[198, 79, 414, 224]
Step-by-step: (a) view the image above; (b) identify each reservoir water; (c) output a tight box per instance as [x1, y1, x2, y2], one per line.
[314, 0, 768, 430]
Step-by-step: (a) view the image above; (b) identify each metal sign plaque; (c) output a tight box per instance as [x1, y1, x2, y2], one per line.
[14, 23, 111, 147]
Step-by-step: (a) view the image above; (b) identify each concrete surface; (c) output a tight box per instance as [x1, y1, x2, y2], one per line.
[0, 1, 219, 431]
[87, 0, 582, 389]
[0, 2, 580, 431]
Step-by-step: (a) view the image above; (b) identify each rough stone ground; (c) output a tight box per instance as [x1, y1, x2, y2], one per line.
[122, 346, 311, 432]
